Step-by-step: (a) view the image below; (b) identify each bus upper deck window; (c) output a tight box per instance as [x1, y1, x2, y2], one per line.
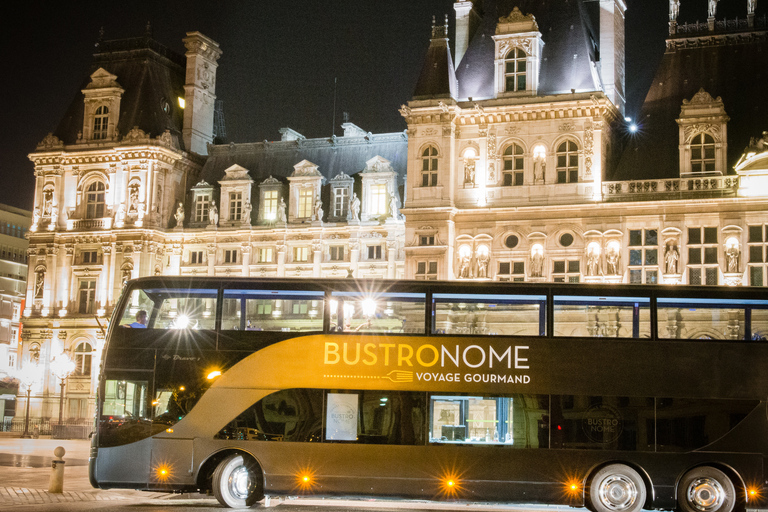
[553, 295, 650, 339]
[330, 291, 426, 334]
[222, 289, 324, 332]
[432, 293, 546, 337]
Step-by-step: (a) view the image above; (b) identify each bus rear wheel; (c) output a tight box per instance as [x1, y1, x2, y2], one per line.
[589, 464, 647, 512]
[678, 467, 736, 512]
[212, 453, 263, 509]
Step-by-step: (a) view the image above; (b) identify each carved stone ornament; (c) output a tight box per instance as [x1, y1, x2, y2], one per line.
[559, 122, 576, 132]
[499, 7, 537, 26]
[398, 105, 412, 117]
[123, 126, 149, 143]
[487, 133, 497, 155]
[584, 125, 594, 177]
[423, 128, 437, 136]
[684, 88, 722, 105]
[505, 125, 521, 135]
[37, 133, 64, 150]
[684, 124, 721, 143]
[497, 37, 535, 59]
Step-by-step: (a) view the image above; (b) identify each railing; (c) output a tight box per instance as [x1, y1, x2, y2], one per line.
[603, 176, 738, 199]
[1, 418, 92, 438]
[675, 15, 766, 36]
[69, 218, 111, 230]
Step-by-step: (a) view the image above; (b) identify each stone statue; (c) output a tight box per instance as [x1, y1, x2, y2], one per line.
[174, 202, 185, 226]
[665, 244, 679, 274]
[349, 193, 360, 221]
[458, 254, 471, 278]
[464, 160, 475, 185]
[277, 197, 287, 223]
[389, 194, 400, 220]
[209, 200, 219, 226]
[748, 0, 756, 15]
[49, 205, 58, 229]
[726, 245, 740, 273]
[477, 251, 489, 278]
[242, 200, 252, 223]
[31, 207, 40, 229]
[670, 0, 680, 20]
[115, 203, 126, 227]
[587, 248, 600, 276]
[314, 198, 323, 222]
[708, 0, 718, 17]
[530, 251, 544, 277]
[606, 245, 621, 275]
[35, 269, 45, 298]
[128, 185, 140, 213]
[533, 155, 545, 184]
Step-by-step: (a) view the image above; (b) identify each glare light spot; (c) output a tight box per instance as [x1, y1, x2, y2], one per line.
[207, 370, 222, 380]
[165, 428, 174, 433]
[629, 124, 638, 133]
[179, 386, 185, 391]
[447, 480, 455, 487]
[177, 97, 185, 109]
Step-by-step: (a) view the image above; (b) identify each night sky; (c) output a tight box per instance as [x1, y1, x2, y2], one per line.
[3, 0, 701, 211]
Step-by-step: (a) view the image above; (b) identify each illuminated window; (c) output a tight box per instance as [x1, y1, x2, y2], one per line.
[690, 133, 715, 174]
[85, 181, 106, 219]
[628, 229, 659, 284]
[294, 247, 309, 262]
[556, 140, 579, 183]
[258, 247, 273, 263]
[553, 260, 580, 283]
[370, 184, 387, 215]
[195, 194, 210, 223]
[687, 227, 718, 285]
[298, 189, 313, 218]
[503, 144, 524, 186]
[333, 187, 349, 218]
[415, 260, 438, 280]
[93, 106, 109, 140]
[74, 342, 93, 376]
[505, 48, 527, 92]
[421, 146, 438, 187]
[78, 279, 97, 314]
[262, 190, 277, 221]
[748, 225, 767, 286]
[229, 192, 242, 221]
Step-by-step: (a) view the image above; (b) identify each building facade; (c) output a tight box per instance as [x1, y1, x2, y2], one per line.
[17, 0, 768, 422]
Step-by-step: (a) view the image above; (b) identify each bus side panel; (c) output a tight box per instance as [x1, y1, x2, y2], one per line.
[147, 438, 197, 491]
[91, 438, 151, 490]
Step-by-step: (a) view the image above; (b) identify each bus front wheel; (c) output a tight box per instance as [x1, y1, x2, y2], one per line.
[678, 467, 736, 512]
[589, 464, 647, 512]
[212, 453, 263, 508]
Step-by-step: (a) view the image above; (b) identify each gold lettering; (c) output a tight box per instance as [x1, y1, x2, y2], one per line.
[380, 344, 395, 365]
[416, 344, 439, 367]
[398, 344, 414, 367]
[324, 342, 340, 364]
[362, 343, 377, 365]
[342, 343, 360, 365]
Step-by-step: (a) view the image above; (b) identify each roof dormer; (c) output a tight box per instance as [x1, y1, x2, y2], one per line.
[81, 68, 124, 142]
[492, 7, 544, 98]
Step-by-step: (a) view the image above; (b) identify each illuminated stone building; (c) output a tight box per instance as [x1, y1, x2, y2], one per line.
[18, 0, 768, 423]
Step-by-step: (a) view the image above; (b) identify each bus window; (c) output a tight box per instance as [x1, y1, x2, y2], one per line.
[99, 378, 150, 447]
[432, 293, 545, 336]
[752, 308, 768, 340]
[429, 394, 549, 447]
[118, 287, 217, 330]
[324, 390, 426, 444]
[553, 295, 650, 338]
[657, 298, 747, 340]
[117, 289, 155, 327]
[330, 292, 425, 334]
[222, 289, 324, 332]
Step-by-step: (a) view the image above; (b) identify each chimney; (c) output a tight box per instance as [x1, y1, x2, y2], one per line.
[454, 1, 474, 68]
[599, 0, 626, 116]
[182, 32, 222, 156]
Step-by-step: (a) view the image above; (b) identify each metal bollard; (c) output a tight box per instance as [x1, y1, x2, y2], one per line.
[48, 446, 66, 493]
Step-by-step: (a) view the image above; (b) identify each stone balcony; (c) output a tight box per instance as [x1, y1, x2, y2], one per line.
[602, 176, 739, 202]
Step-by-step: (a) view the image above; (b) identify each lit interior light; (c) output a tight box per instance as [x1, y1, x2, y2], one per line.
[177, 97, 185, 109]
[329, 299, 338, 316]
[179, 386, 185, 391]
[362, 298, 377, 317]
[207, 370, 222, 380]
[171, 314, 190, 329]
[151, 400, 159, 406]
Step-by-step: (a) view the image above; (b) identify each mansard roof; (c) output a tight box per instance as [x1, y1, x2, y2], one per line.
[53, 35, 186, 148]
[413, 17, 458, 100]
[614, 18, 768, 180]
[454, 0, 599, 101]
[199, 131, 408, 190]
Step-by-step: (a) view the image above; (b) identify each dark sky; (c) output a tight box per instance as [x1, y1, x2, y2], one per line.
[2, 0, 681, 211]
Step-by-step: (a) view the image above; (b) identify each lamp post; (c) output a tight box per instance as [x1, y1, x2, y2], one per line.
[14, 364, 41, 439]
[50, 353, 75, 427]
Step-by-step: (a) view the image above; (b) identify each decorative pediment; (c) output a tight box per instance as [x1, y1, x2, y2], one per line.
[84, 68, 122, 91]
[191, 180, 213, 190]
[497, 7, 539, 34]
[330, 172, 353, 184]
[123, 126, 149, 143]
[684, 88, 722, 106]
[260, 175, 280, 186]
[363, 155, 394, 173]
[221, 164, 253, 181]
[291, 160, 321, 177]
[37, 133, 64, 150]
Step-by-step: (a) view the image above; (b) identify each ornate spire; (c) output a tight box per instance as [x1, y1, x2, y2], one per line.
[431, 14, 449, 39]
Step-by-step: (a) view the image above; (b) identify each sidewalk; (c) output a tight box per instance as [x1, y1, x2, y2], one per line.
[0, 436, 171, 509]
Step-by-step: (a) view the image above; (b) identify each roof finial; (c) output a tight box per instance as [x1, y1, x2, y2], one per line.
[431, 15, 436, 38]
[95, 26, 104, 48]
[145, 21, 152, 38]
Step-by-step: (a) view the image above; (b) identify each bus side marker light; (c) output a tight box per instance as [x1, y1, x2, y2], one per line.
[166, 428, 174, 433]
[155, 464, 173, 482]
[748, 488, 759, 500]
[207, 370, 222, 380]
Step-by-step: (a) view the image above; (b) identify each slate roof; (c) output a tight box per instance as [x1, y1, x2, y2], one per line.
[614, 19, 768, 180]
[453, 0, 600, 101]
[53, 36, 187, 148]
[412, 19, 458, 100]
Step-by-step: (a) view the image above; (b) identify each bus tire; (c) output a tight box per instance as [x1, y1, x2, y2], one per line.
[589, 464, 647, 512]
[212, 453, 263, 509]
[677, 466, 736, 512]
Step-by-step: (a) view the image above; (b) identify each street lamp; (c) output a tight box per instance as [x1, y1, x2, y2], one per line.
[50, 353, 76, 426]
[13, 364, 42, 439]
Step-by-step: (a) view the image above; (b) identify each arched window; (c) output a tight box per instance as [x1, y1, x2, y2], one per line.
[556, 140, 579, 183]
[690, 133, 715, 174]
[73, 342, 93, 376]
[421, 146, 438, 187]
[505, 48, 527, 92]
[502, 144, 524, 186]
[85, 181, 106, 218]
[93, 106, 109, 140]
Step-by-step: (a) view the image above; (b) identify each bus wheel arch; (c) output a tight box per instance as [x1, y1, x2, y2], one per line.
[676, 465, 743, 512]
[202, 450, 264, 509]
[587, 463, 650, 512]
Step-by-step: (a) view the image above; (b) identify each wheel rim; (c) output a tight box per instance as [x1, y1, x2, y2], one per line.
[687, 477, 725, 512]
[599, 474, 639, 511]
[227, 463, 252, 500]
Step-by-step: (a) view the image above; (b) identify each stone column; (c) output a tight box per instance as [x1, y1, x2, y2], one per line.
[276, 244, 286, 277]
[350, 240, 360, 278]
[312, 242, 322, 277]
[241, 245, 251, 277]
[386, 241, 397, 279]
[207, 244, 216, 276]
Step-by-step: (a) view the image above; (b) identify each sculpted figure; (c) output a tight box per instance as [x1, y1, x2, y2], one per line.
[708, 0, 718, 17]
[174, 202, 185, 226]
[726, 245, 740, 273]
[209, 200, 219, 226]
[277, 198, 287, 223]
[530, 251, 544, 277]
[389, 194, 400, 220]
[35, 269, 45, 298]
[477, 251, 489, 278]
[606, 246, 620, 275]
[748, 0, 756, 14]
[458, 254, 471, 278]
[349, 193, 360, 221]
[669, 0, 680, 20]
[533, 155, 545, 184]
[314, 198, 323, 222]
[665, 244, 679, 274]
[587, 248, 600, 276]
[242, 200, 252, 223]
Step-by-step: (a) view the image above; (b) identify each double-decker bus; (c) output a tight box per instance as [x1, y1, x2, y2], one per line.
[89, 276, 768, 511]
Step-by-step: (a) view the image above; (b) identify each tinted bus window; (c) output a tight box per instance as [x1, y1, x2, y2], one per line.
[99, 377, 150, 447]
[432, 294, 546, 336]
[117, 287, 218, 330]
[429, 394, 549, 448]
[658, 298, 746, 340]
[554, 296, 650, 338]
[330, 292, 426, 333]
[753, 308, 768, 340]
[222, 289, 324, 332]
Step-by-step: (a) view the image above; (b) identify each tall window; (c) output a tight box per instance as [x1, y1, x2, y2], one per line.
[748, 224, 768, 286]
[298, 189, 313, 218]
[80, 250, 99, 265]
[195, 194, 210, 223]
[503, 144, 525, 186]
[505, 48, 527, 92]
[370, 184, 387, 215]
[333, 188, 349, 218]
[330, 246, 345, 261]
[553, 260, 580, 283]
[258, 247, 273, 263]
[690, 133, 715, 174]
[263, 190, 277, 221]
[628, 229, 659, 284]
[224, 249, 238, 264]
[688, 227, 718, 285]
[93, 106, 109, 140]
[229, 192, 242, 221]
[74, 342, 93, 376]
[78, 279, 97, 314]
[415, 260, 438, 280]
[294, 247, 309, 262]
[556, 140, 579, 183]
[421, 146, 438, 187]
[85, 181, 106, 219]
[367, 245, 383, 260]
[497, 261, 525, 282]
[190, 251, 203, 264]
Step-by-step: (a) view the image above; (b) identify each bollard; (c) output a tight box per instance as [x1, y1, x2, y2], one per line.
[48, 446, 66, 493]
